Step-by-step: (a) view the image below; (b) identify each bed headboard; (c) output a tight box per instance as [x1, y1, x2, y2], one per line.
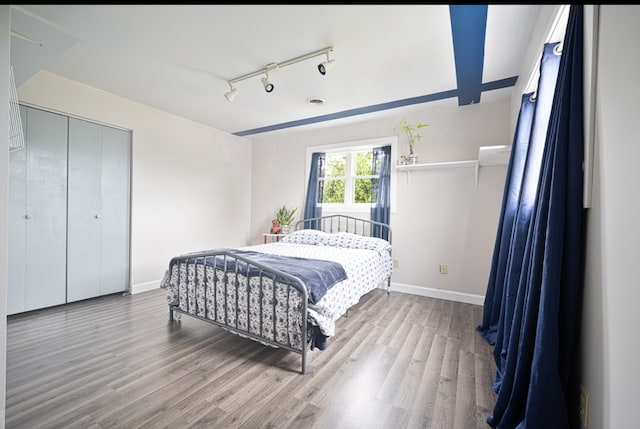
[294, 215, 392, 244]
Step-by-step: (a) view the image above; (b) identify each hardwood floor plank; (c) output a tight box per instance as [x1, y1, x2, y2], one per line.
[376, 323, 423, 403]
[430, 337, 461, 429]
[453, 349, 478, 429]
[412, 333, 447, 427]
[236, 386, 310, 429]
[391, 327, 436, 411]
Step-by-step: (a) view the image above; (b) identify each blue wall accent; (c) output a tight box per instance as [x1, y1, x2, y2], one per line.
[235, 5, 515, 137]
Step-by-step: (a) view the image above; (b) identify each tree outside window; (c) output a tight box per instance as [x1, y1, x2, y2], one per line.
[320, 149, 375, 206]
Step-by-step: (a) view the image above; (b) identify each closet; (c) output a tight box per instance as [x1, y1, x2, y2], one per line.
[8, 105, 131, 315]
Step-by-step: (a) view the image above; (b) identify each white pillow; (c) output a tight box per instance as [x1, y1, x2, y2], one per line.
[279, 229, 329, 245]
[318, 231, 391, 254]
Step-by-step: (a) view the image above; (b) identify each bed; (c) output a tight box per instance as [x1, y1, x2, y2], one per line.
[160, 215, 393, 374]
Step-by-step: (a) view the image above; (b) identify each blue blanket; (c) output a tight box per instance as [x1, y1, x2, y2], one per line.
[176, 249, 348, 304]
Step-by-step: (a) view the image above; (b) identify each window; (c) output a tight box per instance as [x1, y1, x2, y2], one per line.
[306, 136, 397, 213]
[321, 149, 375, 206]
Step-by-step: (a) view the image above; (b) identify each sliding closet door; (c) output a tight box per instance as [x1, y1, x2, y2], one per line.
[67, 117, 131, 302]
[99, 125, 131, 294]
[8, 106, 68, 314]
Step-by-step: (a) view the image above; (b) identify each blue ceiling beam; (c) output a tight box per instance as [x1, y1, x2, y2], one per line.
[235, 4, 514, 137]
[449, 4, 488, 106]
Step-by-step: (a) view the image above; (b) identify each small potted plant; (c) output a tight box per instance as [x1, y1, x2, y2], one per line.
[394, 118, 430, 164]
[275, 205, 297, 234]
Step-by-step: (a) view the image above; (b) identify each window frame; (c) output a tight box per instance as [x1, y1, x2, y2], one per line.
[305, 136, 398, 214]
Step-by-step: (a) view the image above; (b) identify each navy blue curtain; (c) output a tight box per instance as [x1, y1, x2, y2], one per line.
[489, 40, 561, 392]
[483, 5, 585, 428]
[370, 145, 391, 239]
[477, 92, 535, 345]
[479, 39, 562, 355]
[303, 152, 325, 229]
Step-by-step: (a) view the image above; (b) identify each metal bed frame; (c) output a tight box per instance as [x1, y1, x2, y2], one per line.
[167, 215, 392, 374]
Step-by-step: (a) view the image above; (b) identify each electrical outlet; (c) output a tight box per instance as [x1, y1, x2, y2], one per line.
[439, 264, 447, 274]
[394, 259, 400, 268]
[579, 384, 589, 428]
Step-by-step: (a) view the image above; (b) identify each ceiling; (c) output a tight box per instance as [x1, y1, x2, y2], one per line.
[10, 5, 553, 138]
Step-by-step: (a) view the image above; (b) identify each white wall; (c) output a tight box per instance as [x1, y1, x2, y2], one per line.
[16, 70, 253, 292]
[1, 7, 10, 427]
[583, 5, 640, 429]
[250, 99, 510, 302]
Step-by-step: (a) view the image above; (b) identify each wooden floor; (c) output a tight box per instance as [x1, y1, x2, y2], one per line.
[5, 288, 497, 429]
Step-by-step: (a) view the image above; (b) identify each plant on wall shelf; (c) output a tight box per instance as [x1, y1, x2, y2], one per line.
[276, 204, 297, 232]
[393, 118, 430, 155]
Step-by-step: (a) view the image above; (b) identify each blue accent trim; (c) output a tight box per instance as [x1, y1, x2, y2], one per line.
[235, 89, 457, 136]
[234, 5, 514, 137]
[450, 5, 488, 106]
[482, 76, 519, 92]
[234, 76, 516, 137]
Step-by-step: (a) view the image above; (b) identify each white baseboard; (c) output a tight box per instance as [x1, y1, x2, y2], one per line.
[382, 281, 485, 306]
[132, 279, 161, 294]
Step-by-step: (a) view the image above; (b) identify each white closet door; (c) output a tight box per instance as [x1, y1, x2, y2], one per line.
[67, 118, 130, 302]
[8, 106, 68, 314]
[99, 125, 131, 295]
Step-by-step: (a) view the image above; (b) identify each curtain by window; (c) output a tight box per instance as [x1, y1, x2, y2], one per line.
[303, 152, 325, 229]
[370, 145, 391, 239]
[480, 5, 585, 428]
[477, 92, 535, 345]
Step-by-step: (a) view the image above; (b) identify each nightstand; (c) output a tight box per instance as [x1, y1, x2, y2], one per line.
[262, 233, 287, 244]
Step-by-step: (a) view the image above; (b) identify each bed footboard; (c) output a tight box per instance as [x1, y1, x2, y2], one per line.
[165, 250, 309, 374]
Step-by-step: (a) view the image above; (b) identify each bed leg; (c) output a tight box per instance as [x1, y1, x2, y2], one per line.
[387, 277, 391, 294]
[169, 306, 174, 321]
[302, 349, 307, 375]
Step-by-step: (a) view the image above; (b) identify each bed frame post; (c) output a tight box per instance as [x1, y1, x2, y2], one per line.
[302, 349, 307, 375]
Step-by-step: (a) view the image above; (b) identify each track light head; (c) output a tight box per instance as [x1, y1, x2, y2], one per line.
[261, 75, 274, 93]
[224, 86, 238, 103]
[318, 51, 335, 75]
[318, 59, 335, 75]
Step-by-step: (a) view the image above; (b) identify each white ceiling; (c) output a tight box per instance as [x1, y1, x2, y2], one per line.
[10, 5, 552, 137]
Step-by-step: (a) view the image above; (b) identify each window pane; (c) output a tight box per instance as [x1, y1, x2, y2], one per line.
[324, 154, 346, 178]
[355, 151, 373, 176]
[322, 179, 344, 203]
[354, 178, 372, 203]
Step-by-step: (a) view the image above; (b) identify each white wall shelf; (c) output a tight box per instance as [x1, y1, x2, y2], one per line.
[396, 145, 511, 187]
[478, 145, 511, 166]
[396, 160, 478, 171]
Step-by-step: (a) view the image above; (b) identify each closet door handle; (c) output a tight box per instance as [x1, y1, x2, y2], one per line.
[95, 214, 102, 219]
[24, 214, 33, 220]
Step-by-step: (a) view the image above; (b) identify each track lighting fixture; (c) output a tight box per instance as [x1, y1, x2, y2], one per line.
[223, 46, 334, 102]
[261, 74, 274, 93]
[224, 85, 238, 103]
[318, 51, 335, 75]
